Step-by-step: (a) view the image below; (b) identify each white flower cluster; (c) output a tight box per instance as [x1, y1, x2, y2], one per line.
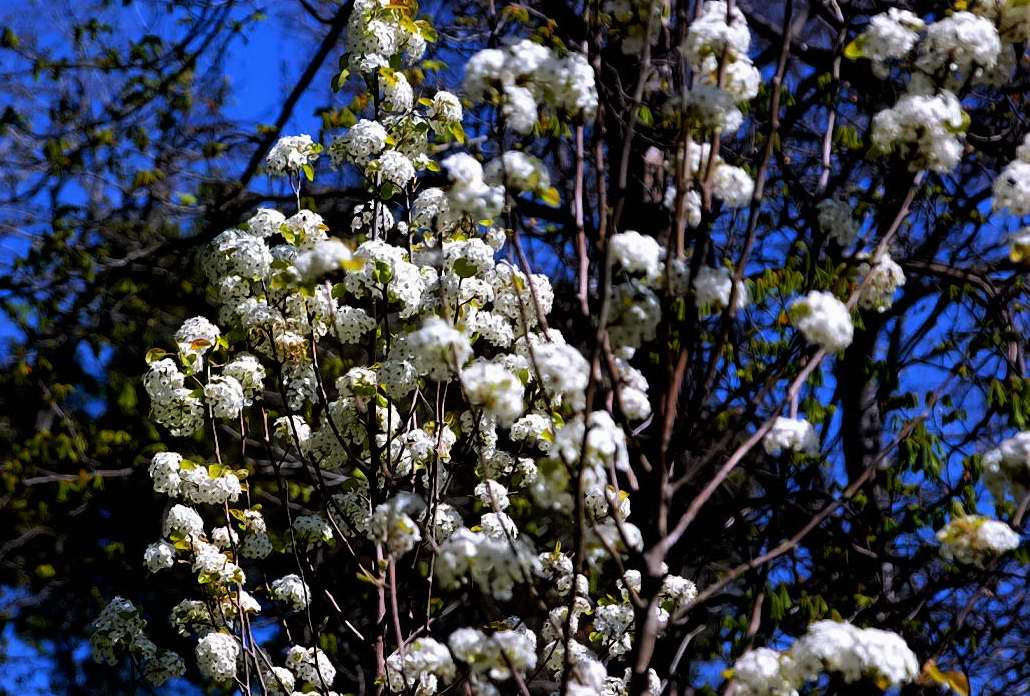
[982, 431, 1030, 506]
[854, 7, 1009, 84]
[693, 265, 748, 312]
[463, 39, 597, 133]
[344, 240, 424, 318]
[732, 647, 798, 696]
[857, 252, 906, 313]
[870, 87, 966, 173]
[610, 230, 663, 284]
[331, 119, 387, 166]
[295, 239, 353, 281]
[680, 1, 749, 67]
[851, 9, 924, 78]
[817, 198, 860, 248]
[382, 70, 413, 112]
[285, 644, 336, 686]
[213, 228, 273, 281]
[406, 317, 472, 381]
[462, 359, 525, 425]
[148, 453, 242, 506]
[385, 637, 456, 695]
[266, 134, 321, 176]
[329, 85, 464, 188]
[346, 0, 430, 73]
[441, 152, 504, 221]
[763, 417, 819, 457]
[937, 515, 1020, 566]
[448, 626, 537, 683]
[144, 358, 204, 436]
[686, 138, 754, 208]
[90, 597, 186, 687]
[790, 290, 854, 353]
[915, 11, 1001, 81]
[850, 6, 1030, 172]
[369, 492, 425, 556]
[373, 148, 416, 188]
[436, 528, 539, 601]
[427, 91, 462, 133]
[677, 1, 759, 136]
[144, 540, 176, 573]
[196, 632, 240, 682]
[146, 314, 271, 436]
[969, 0, 1030, 42]
[731, 620, 919, 695]
[271, 574, 311, 612]
[993, 133, 1030, 217]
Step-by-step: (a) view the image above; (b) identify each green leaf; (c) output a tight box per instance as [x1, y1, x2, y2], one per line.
[144, 348, 168, 364]
[302, 163, 315, 182]
[920, 660, 970, 696]
[453, 258, 478, 279]
[843, 37, 865, 60]
[331, 68, 350, 92]
[636, 104, 654, 127]
[373, 259, 394, 284]
[540, 186, 561, 207]
[1, 27, 20, 49]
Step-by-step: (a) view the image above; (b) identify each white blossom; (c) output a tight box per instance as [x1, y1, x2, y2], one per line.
[265, 134, 320, 176]
[143, 541, 176, 573]
[330, 119, 388, 166]
[938, 515, 1020, 566]
[790, 291, 854, 352]
[195, 632, 239, 682]
[871, 89, 967, 173]
[857, 253, 906, 313]
[204, 375, 245, 419]
[386, 637, 456, 694]
[681, 1, 751, 67]
[462, 359, 525, 425]
[817, 199, 859, 247]
[851, 9, 924, 78]
[294, 239, 352, 281]
[763, 417, 819, 457]
[610, 230, 663, 283]
[407, 317, 472, 380]
[246, 208, 286, 238]
[271, 574, 311, 612]
[790, 621, 918, 688]
[285, 644, 336, 686]
[369, 492, 425, 556]
[693, 266, 748, 310]
[916, 12, 1001, 79]
[993, 136, 1030, 216]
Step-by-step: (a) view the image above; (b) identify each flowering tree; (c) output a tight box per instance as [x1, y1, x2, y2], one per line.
[7, 0, 1029, 693]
